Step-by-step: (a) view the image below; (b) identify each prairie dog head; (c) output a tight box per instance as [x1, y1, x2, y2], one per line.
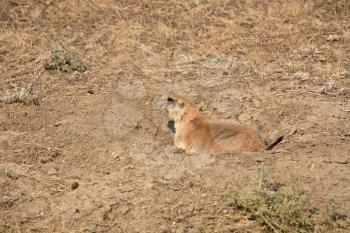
[165, 92, 198, 122]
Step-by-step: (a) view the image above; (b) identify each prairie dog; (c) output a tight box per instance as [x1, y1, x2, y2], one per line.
[164, 92, 282, 155]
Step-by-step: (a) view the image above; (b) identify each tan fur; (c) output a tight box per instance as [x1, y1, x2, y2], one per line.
[164, 92, 265, 155]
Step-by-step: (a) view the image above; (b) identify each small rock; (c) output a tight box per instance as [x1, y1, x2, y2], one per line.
[292, 71, 310, 81]
[53, 122, 61, 127]
[87, 89, 94, 94]
[326, 34, 340, 42]
[3, 169, 17, 180]
[236, 48, 247, 54]
[74, 208, 80, 213]
[40, 158, 53, 164]
[47, 167, 58, 176]
[71, 182, 79, 190]
[52, 151, 61, 158]
[175, 215, 185, 223]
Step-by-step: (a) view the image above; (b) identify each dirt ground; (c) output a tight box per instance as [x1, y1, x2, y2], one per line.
[0, 0, 350, 232]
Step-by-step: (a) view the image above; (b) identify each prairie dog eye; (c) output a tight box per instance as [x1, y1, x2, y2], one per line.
[167, 97, 175, 102]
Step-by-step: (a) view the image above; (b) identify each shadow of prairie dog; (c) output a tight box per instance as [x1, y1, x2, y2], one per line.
[163, 92, 283, 155]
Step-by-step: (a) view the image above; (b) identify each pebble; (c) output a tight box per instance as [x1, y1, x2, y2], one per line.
[175, 215, 185, 223]
[71, 182, 79, 190]
[343, 103, 350, 112]
[4, 169, 17, 180]
[326, 34, 340, 42]
[47, 167, 58, 176]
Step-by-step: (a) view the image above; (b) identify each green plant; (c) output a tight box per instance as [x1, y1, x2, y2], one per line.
[227, 171, 312, 233]
[43, 45, 88, 73]
[0, 83, 39, 105]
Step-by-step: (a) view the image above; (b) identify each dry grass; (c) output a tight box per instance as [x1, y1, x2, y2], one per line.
[1, 0, 349, 84]
[226, 169, 347, 233]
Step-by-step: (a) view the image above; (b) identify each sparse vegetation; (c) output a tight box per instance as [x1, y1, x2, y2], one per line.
[44, 51, 88, 73]
[0, 83, 38, 105]
[226, 169, 344, 233]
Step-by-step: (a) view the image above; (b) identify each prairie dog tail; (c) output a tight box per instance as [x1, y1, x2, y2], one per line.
[265, 136, 283, 151]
